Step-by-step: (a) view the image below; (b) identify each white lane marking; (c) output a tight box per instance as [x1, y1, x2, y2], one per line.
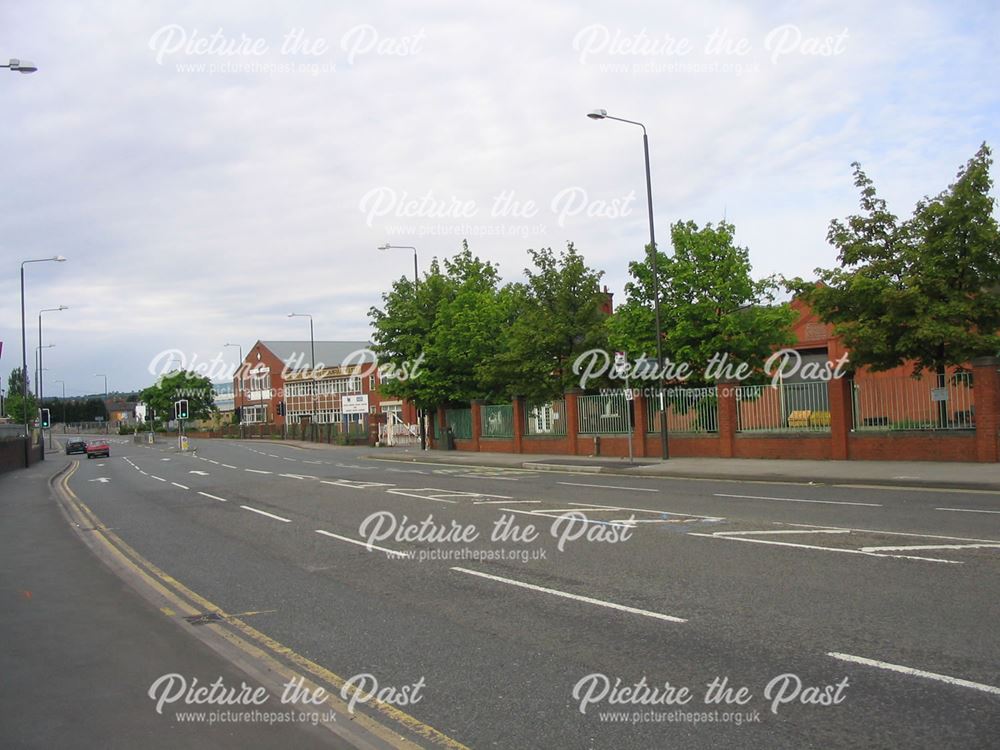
[221, 464, 236, 469]
[935, 507, 1000, 515]
[268, 454, 280, 458]
[139, 471, 148, 476]
[500, 507, 636, 529]
[558, 481, 658, 493]
[321, 479, 395, 489]
[282, 457, 296, 462]
[240, 505, 291, 523]
[303, 460, 322, 464]
[715, 529, 851, 536]
[688, 533, 961, 564]
[189, 470, 210, 476]
[860, 543, 1000, 552]
[150, 475, 166, 482]
[245, 469, 272, 474]
[198, 492, 228, 502]
[565, 501, 722, 521]
[827, 652, 1000, 696]
[451, 567, 686, 623]
[161, 458, 171, 461]
[473, 499, 541, 505]
[314, 529, 407, 557]
[88, 478, 110, 483]
[779, 522, 1000, 544]
[714, 493, 881, 507]
[280, 473, 318, 480]
[207, 459, 219, 465]
[171, 482, 190, 490]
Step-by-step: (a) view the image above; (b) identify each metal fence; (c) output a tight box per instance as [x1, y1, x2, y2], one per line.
[523, 400, 568, 436]
[444, 408, 472, 439]
[852, 373, 974, 431]
[646, 387, 719, 433]
[578, 393, 632, 434]
[736, 381, 831, 432]
[481, 404, 514, 438]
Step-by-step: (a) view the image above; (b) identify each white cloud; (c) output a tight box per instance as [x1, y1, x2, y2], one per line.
[1, 0, 997, 394]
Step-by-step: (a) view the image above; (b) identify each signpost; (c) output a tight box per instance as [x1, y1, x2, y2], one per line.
[615, 352, 634, 465]
[342, 394, 369, 414]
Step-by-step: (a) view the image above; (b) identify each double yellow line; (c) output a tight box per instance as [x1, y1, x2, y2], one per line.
[54, 461, 469, 750]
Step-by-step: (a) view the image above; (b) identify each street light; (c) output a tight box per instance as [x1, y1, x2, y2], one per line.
[587, 108, 669, 459]
[94, 374, 108, 434]
[35, 344, 55, 399]
[20, 256, 67, 465]
[377, 243, 426, 451]
[54, 379, 66, 430]
[224, 342, 244, 437]
[287, 313, 316, 425]
[38, 305, 68, 402]
[1, 58, 37, 74]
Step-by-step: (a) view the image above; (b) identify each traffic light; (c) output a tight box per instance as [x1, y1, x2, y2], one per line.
[176, 399, 189, 420]
[40, 408, 51, 428]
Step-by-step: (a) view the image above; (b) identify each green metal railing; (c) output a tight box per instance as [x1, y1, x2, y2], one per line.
[481, 404, 514, 438]
[444, 408, 472, 439]
[578, 393, 631, 434]
[646, 387, 719, 433]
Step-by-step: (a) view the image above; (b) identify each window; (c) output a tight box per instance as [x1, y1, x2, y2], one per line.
[243, 405, 267, 424]
[532, 404, 553, 433]
[369, 375, 376, 390]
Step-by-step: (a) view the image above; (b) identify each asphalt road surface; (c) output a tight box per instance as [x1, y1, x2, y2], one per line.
[56, 434, 1000, 748]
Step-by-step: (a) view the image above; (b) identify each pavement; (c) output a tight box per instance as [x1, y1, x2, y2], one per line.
[0, 458, 347, 749]
[252, 440, 1000, 491]
[5, 434, 999, 748]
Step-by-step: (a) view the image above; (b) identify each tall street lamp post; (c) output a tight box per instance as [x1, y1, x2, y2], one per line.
[378, 243, 426, 451]
[287, 314, 316, 426]
[95, 374, 108, 434]
[587, 108, 669, 459]
[54, 379, 66, 431]
[224, 343, 244, 438]
[20, 256, 67, 465]
[38, 305, 67, 403]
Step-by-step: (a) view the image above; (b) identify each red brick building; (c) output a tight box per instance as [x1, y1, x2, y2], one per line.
[232, 341, 416, 429]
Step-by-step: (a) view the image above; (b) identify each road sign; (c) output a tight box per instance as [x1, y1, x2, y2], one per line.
[342, 394, 369, 414]
[931, 387, 948, 402]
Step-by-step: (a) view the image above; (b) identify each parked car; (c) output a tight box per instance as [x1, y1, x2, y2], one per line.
[86, 440, 110, 459]
[65, 439, 87, 455]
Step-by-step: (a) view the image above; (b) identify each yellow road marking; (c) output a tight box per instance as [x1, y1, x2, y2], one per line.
[57, 462, 467, 749]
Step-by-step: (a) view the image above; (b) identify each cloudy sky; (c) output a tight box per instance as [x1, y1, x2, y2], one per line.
[2, 1, 998, 396]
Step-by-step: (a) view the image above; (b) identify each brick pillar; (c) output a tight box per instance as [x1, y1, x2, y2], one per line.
[565, 389, 581, 455]
[717, 382, 737, 458]
[512, 397, 525, 454]
[828, 376, 853, 460]
[470, 400, 482, 452]
[972, 356, 1000, 463]
[632, 391, 648, 458]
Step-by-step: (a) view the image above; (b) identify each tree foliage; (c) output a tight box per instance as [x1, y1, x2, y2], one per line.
[790, 143, 1000, 375]
[370, 241, 611, 406]
[608, 220, 795, 383]
[139, 371, 217, 422]
[483, 243, 610, 402]
[5, 367, 36, 423]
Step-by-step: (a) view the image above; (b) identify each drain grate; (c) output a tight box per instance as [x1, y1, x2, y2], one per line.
[183, 612, 225, 625]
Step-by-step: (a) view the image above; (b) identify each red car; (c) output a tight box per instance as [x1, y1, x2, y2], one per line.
[86, 440, 110, 459]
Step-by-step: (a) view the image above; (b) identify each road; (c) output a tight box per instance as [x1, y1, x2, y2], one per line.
[57, 434, 1000, 748]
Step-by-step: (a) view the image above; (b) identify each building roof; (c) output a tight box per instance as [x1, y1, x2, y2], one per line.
[258, 341, 375, 371]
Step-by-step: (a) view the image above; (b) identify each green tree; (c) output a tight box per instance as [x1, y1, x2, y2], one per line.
[140, 371, 217, 423]
[5, 367, 37, 424]
[790, 143, 1000, 376]
[609, 220, 795, 384]
[370, 241, 511, 407]
[482, 243, 610, 402]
